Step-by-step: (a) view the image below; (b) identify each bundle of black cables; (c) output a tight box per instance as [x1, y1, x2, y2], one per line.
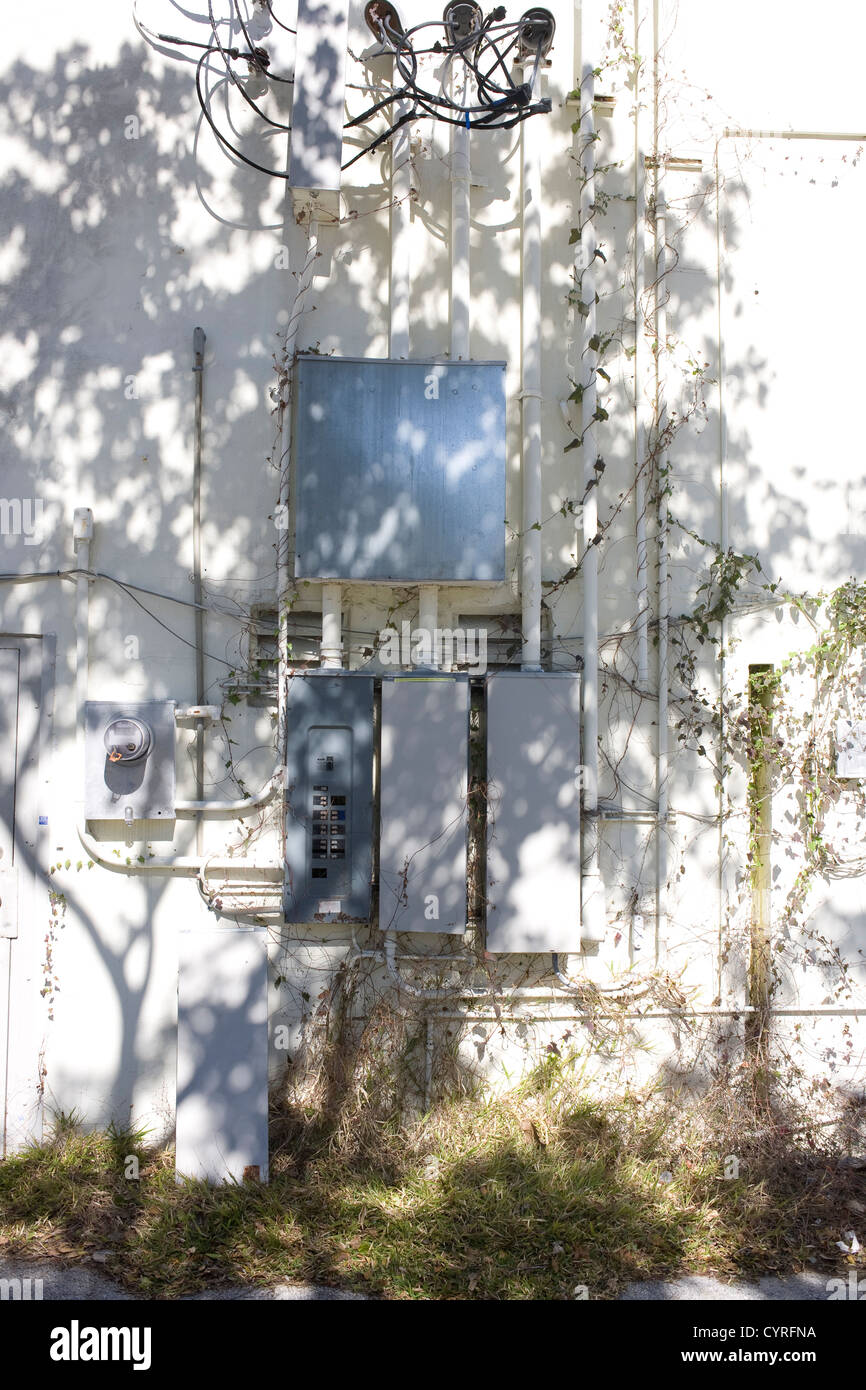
[135, 1, 553, 180]
[343, 3, 554, 170]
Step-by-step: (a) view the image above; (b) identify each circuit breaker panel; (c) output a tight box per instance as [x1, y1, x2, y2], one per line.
[485, 672, 581, 952]
[284, 674, 374, 922]
[379, 675, 469, 933]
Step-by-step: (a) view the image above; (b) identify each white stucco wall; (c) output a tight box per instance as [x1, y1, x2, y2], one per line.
[1, 0, 864, 1146]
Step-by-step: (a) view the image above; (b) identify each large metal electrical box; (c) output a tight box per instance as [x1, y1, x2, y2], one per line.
[284, 674, 374, 922]
[84, 700, 176, 821]
[380, 675, 469, 934]
[292, 356, 507, 582]
[176, 925, 269, 1185]
[485, 672, 582, 952]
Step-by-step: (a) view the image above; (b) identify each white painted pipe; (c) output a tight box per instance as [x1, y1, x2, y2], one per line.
[520, 64, 543, 672]
[418, 584, 439, 668]
[724, 127, 866, 141]
[175, 766, 284, 814]
[389, 104, 411, 358]
[381, 934, 648, 1003]
[76, 822, 283, 878]
[450, 66, 471, 359]
[633, 19, 650, 690]
[74, 517, 92, 816]
[277, 219, 320, 756]
[320, 582, 343, 669]
[578, 53, 605, 947]
[654, 9, 670, 956]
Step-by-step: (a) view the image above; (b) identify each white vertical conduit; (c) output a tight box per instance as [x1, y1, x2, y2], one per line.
[277, 219, 319, 746]
[74, 519, 92, 817]
[320, 582, 343, 669]
[418, 584, 439, 667]
[520, 65, 543, 672]
[578, 54, 605, 947]
[633, 10, 650, 689]
[389, 107, 411, 359]
[654, 145, 670, 948]
[450, 72, 471, 360]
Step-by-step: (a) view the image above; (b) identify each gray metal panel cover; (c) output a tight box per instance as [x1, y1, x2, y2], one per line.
[380, 676, 469, 933]
[176, 926, 269, 1184]
[293, 357, 506, 581]
[284, 673, 374, 922]
[486, 673, 581, 952]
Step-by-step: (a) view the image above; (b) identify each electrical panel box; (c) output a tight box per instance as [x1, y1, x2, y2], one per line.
[284, 674, 374, 922]
[176, 925, 269, 1185]
[380, 675, 469, 933]
[292, 356, 507, 582]
[84, 700, 176, 821]
[485, 672, 581, 952]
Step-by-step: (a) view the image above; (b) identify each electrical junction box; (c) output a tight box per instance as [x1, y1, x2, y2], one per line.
[292, 356, 507, 582]
[84, 700, 176, 822]
[836, 718, 866, 778]
[379, 675, 469, 934]
[284, 673, 374, 922]
[485, 672, 582, 952]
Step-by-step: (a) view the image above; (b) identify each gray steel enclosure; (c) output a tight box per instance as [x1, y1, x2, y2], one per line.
[379, 675, 470, 933]
[292, 356, 507, 582]
[486, 672, 582, 953]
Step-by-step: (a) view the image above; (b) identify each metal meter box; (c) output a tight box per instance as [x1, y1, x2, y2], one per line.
[485, 672, 582, 952]
[292, 356, 507, 582]
[380, 675, 469, 934]
[84, 700, 176, 821]
[284, 674, 374, 922]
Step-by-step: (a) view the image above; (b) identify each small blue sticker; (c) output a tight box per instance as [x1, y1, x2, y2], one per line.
[38, 816, 48, 825]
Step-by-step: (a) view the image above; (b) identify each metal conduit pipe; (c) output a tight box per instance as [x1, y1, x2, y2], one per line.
[653, 9, 670, 952]
[450, 65, 471, 359]
[76, 822, 284, 878]
[578, 50, 606, 948]
[519, 57, 543, 672]
[192, 326, 206, 855]
[320, 582, 343, 669]
[418, 584, 439, 667]
[277, 219, 320, 756]
[174, 766, 284, 814]
[633, 17, 651, 689]
[389, 99, 412, 359]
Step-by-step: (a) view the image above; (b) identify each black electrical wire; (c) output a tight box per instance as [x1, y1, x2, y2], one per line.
[195, 49, 295, 179]
[141, 1, 552, 180]
[206, 0, 293, 129]
[343, 8, 552, 166]
[264, 0, 295, 34]
[231, 0, 294, 84]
